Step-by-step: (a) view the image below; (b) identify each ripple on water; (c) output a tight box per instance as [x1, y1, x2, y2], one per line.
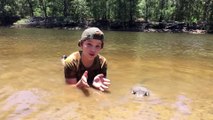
[36, 103, 79, 120]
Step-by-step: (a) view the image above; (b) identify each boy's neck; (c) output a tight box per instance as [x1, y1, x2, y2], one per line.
[81, 54, 94, 68]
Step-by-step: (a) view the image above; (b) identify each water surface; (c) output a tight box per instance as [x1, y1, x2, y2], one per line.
[0, 28, 212, 120]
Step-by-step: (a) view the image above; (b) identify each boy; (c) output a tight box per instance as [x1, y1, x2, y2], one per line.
[62, 27, 110, 92]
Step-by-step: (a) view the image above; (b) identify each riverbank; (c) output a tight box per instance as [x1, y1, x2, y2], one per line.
[10, 17, 213, 34]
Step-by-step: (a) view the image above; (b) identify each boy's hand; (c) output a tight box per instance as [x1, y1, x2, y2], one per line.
[76, 71, 90, 88]
[93, 74, 111, 91]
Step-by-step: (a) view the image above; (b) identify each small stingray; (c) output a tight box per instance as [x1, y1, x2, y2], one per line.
[131, 85, 150, 97]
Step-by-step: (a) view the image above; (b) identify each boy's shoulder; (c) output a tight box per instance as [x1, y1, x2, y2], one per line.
[97, 54, 107, 67]
[65, 51, 81, 66]
[98, 54, 106, 61]
[67, 51, 80, 59]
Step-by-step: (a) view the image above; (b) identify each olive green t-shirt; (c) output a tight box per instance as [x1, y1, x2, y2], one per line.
[64, 51, 107, 86]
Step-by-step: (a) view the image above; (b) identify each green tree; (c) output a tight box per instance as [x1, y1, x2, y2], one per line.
[72, 0, 89, 22]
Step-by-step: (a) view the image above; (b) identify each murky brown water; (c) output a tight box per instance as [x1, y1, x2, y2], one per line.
[0, 27, 213, 120]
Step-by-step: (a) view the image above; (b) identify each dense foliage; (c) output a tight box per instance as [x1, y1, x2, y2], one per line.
[0, 0, 213, 26]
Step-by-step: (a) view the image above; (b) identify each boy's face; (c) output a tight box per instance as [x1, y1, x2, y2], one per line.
[81, 39, 103, 60]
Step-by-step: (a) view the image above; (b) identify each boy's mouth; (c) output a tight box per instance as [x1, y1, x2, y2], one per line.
[89, 53, 95, 57]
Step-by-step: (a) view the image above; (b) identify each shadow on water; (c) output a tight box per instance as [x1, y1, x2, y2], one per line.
[0, 28, 213, 120]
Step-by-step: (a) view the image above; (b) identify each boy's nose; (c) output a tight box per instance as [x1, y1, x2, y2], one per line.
[90, 46, 97, 52]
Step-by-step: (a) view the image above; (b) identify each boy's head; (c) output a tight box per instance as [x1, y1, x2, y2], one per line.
[78, 27, 104, 48]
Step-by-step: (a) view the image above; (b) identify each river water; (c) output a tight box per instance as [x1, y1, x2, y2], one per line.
[0, 28, 212, 120]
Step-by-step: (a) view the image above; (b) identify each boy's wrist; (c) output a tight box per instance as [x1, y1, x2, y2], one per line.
[76, 79, 89, 88]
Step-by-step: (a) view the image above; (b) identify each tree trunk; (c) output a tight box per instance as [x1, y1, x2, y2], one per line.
[203, 0, 211, 21]
[129, 0, 133, 22]
[39, 0, 47, 18]
[159, 0, 165, 22]
[145, 0, 148, 22]
[63, 0, 68, 17]
[27, 0, 34, 17]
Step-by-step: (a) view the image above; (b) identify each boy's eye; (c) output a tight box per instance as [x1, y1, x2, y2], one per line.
[85, 42, 101, 49]
[95, 45, 101, 49]
[86, 43, 92, 47]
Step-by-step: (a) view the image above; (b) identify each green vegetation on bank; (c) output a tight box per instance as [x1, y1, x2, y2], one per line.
[1, 0, 213, 32]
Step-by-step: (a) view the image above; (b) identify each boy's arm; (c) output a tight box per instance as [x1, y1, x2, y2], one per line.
[62, 55, 89, 88]
[65, 71, 89, 88]
[66, 78, 77, 84]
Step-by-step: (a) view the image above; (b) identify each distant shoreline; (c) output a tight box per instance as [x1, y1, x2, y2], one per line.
[6, 17, 213, 34]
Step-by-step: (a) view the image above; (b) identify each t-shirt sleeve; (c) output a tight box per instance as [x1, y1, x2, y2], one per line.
[100, 56, 107, 77]
[64, 57, 78, 79]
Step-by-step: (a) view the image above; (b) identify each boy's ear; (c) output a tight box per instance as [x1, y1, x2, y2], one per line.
[78, 41, 83, 47]
[101, 42, 104, 48]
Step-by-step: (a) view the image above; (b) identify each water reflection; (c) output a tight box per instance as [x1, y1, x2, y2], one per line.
[0, 28, 213, 120]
